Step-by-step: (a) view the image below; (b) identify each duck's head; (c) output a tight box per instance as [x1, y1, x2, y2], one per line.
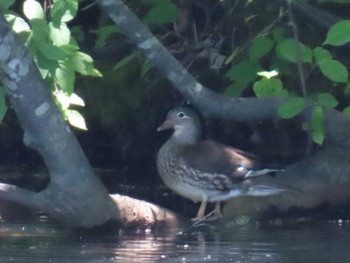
[157, 107, 202, 144]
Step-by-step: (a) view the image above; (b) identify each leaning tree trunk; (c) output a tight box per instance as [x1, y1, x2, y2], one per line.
[0, 12, 177, 228]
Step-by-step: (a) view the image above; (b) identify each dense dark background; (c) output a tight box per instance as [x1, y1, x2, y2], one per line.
[1, 0, 349, 216]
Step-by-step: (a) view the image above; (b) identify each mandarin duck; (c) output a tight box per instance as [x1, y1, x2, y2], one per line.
[157, 107, 283, 221]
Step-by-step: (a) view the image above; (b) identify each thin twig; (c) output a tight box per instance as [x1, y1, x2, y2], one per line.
[287, 0, 313, 156]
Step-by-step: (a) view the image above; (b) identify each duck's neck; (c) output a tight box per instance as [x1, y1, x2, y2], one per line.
[171, 124, 201, 145]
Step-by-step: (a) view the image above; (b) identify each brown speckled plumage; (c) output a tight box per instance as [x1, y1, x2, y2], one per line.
[157, 107, 283, 221]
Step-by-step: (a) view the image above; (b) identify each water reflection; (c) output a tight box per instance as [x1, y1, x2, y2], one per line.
[0, 215, 350, 262]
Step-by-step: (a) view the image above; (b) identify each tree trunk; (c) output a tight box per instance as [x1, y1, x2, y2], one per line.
[0, 12, 178, 229]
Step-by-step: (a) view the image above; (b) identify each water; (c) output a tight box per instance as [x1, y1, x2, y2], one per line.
[0, 215, 350, 262]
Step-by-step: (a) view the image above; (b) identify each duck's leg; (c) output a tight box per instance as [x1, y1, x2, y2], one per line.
[191, 200, 207, 221]
[207, 201, 223, 220]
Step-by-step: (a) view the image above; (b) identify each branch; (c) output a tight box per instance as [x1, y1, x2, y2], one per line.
[0, 183, 40, 208]
[0, 11, 118, 227]
[96, 0, 285, 121]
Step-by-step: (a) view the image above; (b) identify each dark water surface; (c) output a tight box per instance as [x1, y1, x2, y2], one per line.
[1, 215, 350, 263]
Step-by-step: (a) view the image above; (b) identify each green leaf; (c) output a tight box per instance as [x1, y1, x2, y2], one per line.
[23, 0, 44, 20]
[34, 50, 59, 71]
[55, 91, 84, 109]
[278, 97, 305, 119]
[272, 27, 285, 42]
[257, 70, 278, 79]
[324, 20, 350, 46]
[37, 42, 66, 61]
[249, 36, 274, 60]
[253, 78, 286, 97]
[311, 106, 325, 145]
[95, 25, 121, 48]
[224, 81, 250, 97]
[0, 86, 8, 123]
[344, 82, 350, 95]
[49, 22, 71, 46]
[276, 38, 312, 63]
[143, 0, 179, 24]
[60, 43, 80, 56]
[5, 14, 30, 34]
[317, 93, 339, 108]
[30, 19, 50, 42]
[226, 60, 261, 82]
[343, 106, 350, 118]
[0, 0, 15, 11]
[70, 26, 84, 43]
[141, 60, 154, 77]
[65, 109, 87, 130]
[225, 60, 262, 96]
[50, 0, 78, 24]
[313, 47, 332, 64]
[113, 53, 137, 71]
[71, 52, 102, 77]
[318, 59, 348, 83]
[55, 60, 75, 94]
[225, 48, 239, 65]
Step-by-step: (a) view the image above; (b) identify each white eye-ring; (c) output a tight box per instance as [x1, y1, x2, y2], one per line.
[177, 112, 185, 118]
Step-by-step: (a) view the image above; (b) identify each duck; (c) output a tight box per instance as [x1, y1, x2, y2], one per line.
[156, 107, 284, 221]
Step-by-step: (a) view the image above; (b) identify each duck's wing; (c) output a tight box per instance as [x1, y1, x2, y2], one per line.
[176, 140, 260, 179]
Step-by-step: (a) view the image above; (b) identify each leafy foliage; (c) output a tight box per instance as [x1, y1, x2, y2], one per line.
[220, 1, 350, 145]
[324, 20, 350, 46]
[3, 0, 101, 130]
[143, 0, 178, 25]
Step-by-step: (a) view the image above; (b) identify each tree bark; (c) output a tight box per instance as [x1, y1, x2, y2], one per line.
[0, 12, 179, 229]
[97, 0, 350, 218]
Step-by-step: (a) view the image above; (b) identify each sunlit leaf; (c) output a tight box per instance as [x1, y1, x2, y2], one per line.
[5, 14, 30, 33]
[72, 52, 102, 77]
[23, 0, 44, 20]
[49, 22, 71, 46]
[50, 0, 78, 24]
[66, 109, 87, 130]
[55, 91, 85, 109]
[257, 70, 278, 79]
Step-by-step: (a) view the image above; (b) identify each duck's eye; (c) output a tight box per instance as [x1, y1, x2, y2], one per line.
[177, 112, 185, 118]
